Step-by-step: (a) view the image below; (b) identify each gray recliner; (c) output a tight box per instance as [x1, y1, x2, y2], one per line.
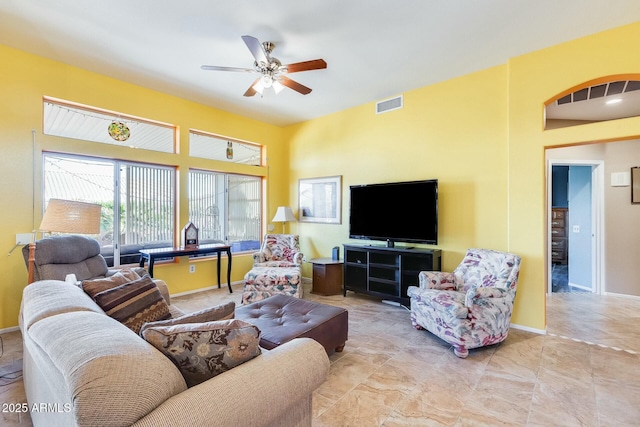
[22, 234, 174, 309]
[23, 235, 121, 282]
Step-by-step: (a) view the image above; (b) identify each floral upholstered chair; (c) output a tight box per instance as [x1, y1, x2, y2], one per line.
[407, 248, 521, 358]
[252, 234, 304, 268]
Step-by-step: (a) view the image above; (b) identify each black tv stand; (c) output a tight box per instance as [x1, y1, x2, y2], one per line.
[343, 244, 442, 306]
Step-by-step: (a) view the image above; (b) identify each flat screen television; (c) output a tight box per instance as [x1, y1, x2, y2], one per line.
[349, 179, 438, 246]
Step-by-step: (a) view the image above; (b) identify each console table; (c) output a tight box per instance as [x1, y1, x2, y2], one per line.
[343, 244, 441, 305]
[139, 244, 233, 293]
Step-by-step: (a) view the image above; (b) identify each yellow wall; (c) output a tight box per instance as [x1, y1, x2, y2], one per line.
[286, 21, 640, 331]
[285, 65, 510, 276]
[507, 22, 640, 329]
[0, 44, 286, 329]
[3, 21, 640, 331]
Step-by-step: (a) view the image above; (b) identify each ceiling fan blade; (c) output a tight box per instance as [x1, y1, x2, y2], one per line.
[241, 35, 269, 65]
[282, 59, 327, 73]
[201, 65, 255, 73]
[279, 76, 312, 95]
[243, 78, 261, 97]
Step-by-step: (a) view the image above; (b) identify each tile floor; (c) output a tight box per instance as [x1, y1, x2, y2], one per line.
[2, 281, 640, 426]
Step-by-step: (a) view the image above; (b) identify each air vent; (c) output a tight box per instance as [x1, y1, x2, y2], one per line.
[376, 95, 403, 114]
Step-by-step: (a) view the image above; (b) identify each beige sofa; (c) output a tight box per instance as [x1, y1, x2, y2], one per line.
[19, 279, 330, 427]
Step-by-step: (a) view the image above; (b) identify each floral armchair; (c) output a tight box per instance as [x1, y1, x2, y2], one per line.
[407, 248, 521, 358]
[252, 234, 304, 267]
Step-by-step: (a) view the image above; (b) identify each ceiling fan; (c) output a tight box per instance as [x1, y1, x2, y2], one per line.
[201, 35, 327, 97]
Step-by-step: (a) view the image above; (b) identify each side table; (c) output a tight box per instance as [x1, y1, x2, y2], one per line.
[310, 258, 343, 296]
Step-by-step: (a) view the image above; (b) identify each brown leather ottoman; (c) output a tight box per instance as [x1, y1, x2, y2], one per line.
[235, 294, 348, 354]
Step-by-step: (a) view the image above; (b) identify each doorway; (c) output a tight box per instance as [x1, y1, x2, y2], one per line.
[547, 159, 604, 295]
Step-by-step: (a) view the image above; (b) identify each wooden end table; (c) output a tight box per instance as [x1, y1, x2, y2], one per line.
[310, 258, 343, 296]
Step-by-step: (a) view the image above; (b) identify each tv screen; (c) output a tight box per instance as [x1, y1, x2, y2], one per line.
[349, 179, 438, 245]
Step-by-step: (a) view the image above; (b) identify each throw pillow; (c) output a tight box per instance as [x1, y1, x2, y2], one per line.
[93, 275, 171, 334]
[81, 268, 141, 300]
[139, 301, 235, 337]
[141, 319, 261, 387]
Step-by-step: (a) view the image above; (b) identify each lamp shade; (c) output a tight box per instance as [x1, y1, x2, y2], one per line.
[272, 206, 296, 223]
[39, 199, 101, 234]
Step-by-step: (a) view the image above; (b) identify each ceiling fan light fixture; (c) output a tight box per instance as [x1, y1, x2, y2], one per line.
[253, 80, 265, 94]
[261, 75, 273, 88]
[273, 80, 285, 94]
[201, 35, 326, 97]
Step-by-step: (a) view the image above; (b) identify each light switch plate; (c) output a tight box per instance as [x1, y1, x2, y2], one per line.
[572, 225, 580, 233]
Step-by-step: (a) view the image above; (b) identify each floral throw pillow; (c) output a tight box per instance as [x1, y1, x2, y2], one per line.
[141, 319, 261, 387]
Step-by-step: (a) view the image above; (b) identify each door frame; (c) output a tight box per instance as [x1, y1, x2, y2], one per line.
[547, 159, 605, 295]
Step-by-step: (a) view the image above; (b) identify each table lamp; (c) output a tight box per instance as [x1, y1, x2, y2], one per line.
[28, 199, 101, 283]
[272, 206, 296, 233]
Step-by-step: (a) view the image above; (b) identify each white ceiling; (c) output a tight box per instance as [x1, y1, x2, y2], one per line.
[2, 1, 640, 126]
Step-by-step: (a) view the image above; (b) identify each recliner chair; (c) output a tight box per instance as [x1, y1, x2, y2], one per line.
[22, 235, 118, 283]
[22, 234, 174, 304]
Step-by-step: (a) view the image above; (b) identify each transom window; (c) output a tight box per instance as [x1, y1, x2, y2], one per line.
[43, 98, 176, 153]
[190, 130, 262, 166]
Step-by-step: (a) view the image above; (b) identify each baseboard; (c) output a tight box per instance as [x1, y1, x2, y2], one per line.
[0, 326, 20, 335]
[602, 291, 640, 300]
[568, 281, 592, 292]
[170, 280, 243, 298]
[510, 323, 546, 335]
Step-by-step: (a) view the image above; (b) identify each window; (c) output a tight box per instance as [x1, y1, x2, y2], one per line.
[190, 130, 262, 166]
[43, 98, 176, 153]
[43, 154, 175, 266]
[188, 170, 261, 252]
[544, 77, 640, 130]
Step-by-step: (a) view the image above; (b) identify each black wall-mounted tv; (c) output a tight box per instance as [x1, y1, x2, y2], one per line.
[349, 179, 438, 246]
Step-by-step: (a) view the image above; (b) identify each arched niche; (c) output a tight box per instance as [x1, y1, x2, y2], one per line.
[544, 74, 640, 130]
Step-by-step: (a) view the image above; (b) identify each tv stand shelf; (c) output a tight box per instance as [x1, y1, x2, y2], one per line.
[343, 244, 442, 306]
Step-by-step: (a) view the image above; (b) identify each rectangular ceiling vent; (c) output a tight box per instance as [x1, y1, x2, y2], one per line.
[376, 95, 403, 114]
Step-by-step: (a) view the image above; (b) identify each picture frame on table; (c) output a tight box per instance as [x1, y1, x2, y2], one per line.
[298, 175, 342, 224]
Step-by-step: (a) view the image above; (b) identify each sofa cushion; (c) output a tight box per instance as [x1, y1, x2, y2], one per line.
[20, 280, 105, 331]
[82, 268, 141, 299]
[28, 310, 187, 426]
[139, 301, 235, 336]
[93, 275, 171, 334]
[142, 319, 261, 387]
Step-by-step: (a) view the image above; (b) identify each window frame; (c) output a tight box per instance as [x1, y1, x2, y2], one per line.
[188, 168, 263, 253]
